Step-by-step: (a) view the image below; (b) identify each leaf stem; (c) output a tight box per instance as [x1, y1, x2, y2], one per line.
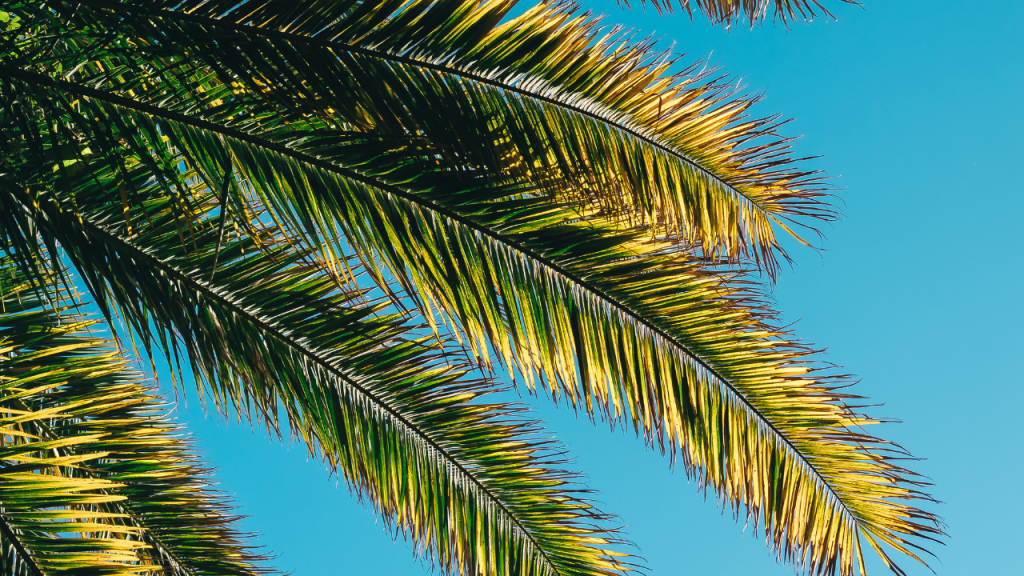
[0, 513, 46, 576]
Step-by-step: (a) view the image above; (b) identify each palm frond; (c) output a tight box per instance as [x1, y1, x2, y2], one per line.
[52, 0, 839, 273]
[620, 0, 858, 26]
[0, 99, 633, 576]
[0, 3, 943, 576]
[1, 63, 942, 576]
[0, 260, 271, 576]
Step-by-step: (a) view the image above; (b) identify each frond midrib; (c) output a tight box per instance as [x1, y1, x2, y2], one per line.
[76, 0, 778, 223]
[0, 65, 854, 535]
[0, 174, 561, 576]
[0, 512, 45, 576]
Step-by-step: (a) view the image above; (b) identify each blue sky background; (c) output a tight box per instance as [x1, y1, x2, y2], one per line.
[156, 1, 1023, 574]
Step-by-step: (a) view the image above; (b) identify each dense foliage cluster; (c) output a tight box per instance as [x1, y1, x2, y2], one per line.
[0, 2, 940, 576]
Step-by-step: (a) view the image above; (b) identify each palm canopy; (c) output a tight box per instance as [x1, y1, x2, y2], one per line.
[0, 2, 941, 576]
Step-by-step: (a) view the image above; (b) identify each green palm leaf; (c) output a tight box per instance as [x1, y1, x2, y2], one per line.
[0, 261, 271, 575]
[3, 66, 938, 576]
[0, 2, 943, 576]
[0, 103, 632, 576]
[51, 0, 838, 272]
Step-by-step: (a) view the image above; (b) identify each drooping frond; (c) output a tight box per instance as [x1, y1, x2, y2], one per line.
[1, 62, 940, 576]
[0, 3, 943, 576]
[51, 0, 839, 273]
[0, 260, 271, 576]
[619, 0, 858, 27]
[0, 99, 633, 576]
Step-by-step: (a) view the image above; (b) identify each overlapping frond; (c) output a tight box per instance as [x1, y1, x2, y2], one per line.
[0, 92, 632, 576]
[1, 62, 940, 576]
[0, 3, 943, 576]
[0, 260, 271, 575]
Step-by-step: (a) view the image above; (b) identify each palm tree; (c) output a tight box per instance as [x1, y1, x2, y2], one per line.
[0, 1, 942, 575]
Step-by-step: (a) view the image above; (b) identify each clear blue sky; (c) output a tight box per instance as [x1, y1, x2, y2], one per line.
[160, 1, 1024, 574]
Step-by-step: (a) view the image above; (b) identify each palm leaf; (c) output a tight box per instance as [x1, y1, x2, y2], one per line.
[0, 3, 943, 576]
[3, 65, 940, 576]
[0, 103, 633, 576]
[49, 0, 838, 272]
[0, 260, 271, 575]
[620, 0, 858, 26]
